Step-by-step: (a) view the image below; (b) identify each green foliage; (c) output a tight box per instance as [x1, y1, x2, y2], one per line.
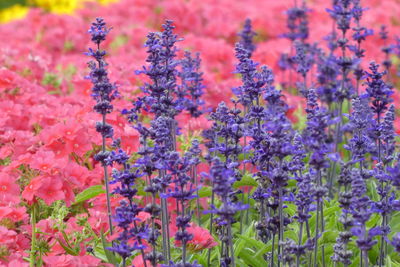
[110, 34, 129, 52]
[99, 231, 120, 265]
[233, 172, 258, 188]
[0, 0, 26, 9]
[42, 72, 62, 89]
[74, 185, 105, 204]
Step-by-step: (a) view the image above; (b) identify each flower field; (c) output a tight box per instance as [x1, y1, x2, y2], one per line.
[2, 0, 400, 266]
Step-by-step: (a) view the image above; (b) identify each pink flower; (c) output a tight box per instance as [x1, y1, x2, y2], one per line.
[0, 225, 17, 246]
[0, 173, 20, 205]
[171, 223, 217, 251]
[43, 254, 100, 267]
[131, 255, 153, 267]
[22, 175, 65, 205]
[0, 206, 28, 223]
[3, 259, 29, 267]
[29, 149, 62, 174]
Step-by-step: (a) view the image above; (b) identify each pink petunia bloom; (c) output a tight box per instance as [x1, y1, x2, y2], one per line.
[131, 255, 154, 267]
[2, 259, 29, 267]
[22, 175, 65, 206]
[171, 223, 218, 251]
[29, 149, 63, 174]
[0, 206, 28, 223]
[43, 254, 101, 267]
[0, 173, 20, 205]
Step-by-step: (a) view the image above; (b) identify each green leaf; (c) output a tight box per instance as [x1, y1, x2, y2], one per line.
[56, 238, 79, 256]
[234, 173, 258, 188]
[367, 180, 379, 202]
[74, 185, 105, 204]
[323, 205, 340, 217]
[253, 245, 270, 259]
[320, 231, 338, 244]
[366, 213, 380, 228]
[100, 231, 119, 265]
[198, 186, 212, 198]
[237, 235, 268, 250]
[238, 248, 267, 266]
[387, 256, 393, 267]
[234, 235, 247, 257]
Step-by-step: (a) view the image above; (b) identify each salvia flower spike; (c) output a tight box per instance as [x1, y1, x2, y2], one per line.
[86, 17, 118, 236]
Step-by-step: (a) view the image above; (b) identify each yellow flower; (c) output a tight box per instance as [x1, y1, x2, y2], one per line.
[0, 4, 29, 23]
[97, 0, 119, 4]
[28, 0, 81, 14]
[29, 0, 118, 13]
[0, 0, 119, 23]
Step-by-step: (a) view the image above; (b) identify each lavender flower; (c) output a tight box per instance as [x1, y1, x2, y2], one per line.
[233, 43, 273, 106]
[364, 66, 395, 266]
[327, 0, 353, 33]
[302, 89, 332, 267]
[280, 1, 310, 89]
[203, 101, 247, 266]
[364, 62, 393, 117]
[125, 20, 184, 265]
[134, 20, 180, 119]
[332, 164, 353, 266]
[162, 261, 202, 267]
[303, 89, 331, 157]
[206, 157, 247, 267]
[294, 167, 315, 266]
[344, 97, 375, 164]
[350, 26, 373, 59]
[124, 20, 207, 266]
[177, 52, 205, 118]
[372, 105, 397, 267]
[86, 17, 118, 235]
[293, 40, 312, 86]
[238, 19, 256, 56]
[242, 61, 295, 266]
[107, 147, 148, 266]
[380, 105, 396, 164]
[390, 233, 400, 253]
[315, 51, 340, 105]
[348, 0, 373, 94]
[379, 25, 394, 71]
[161, 141, 201, 265]
[350, 172, 375, 265]
[282, 2, 310, 42]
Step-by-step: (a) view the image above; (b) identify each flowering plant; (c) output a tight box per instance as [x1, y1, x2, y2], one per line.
[2, 0, 400, 266]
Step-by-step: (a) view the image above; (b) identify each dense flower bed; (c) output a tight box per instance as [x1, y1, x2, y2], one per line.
[1, 0, 400, 266]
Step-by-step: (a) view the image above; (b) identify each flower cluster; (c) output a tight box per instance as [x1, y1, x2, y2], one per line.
[86, 17, 118, 237]
[2, 0, 400, 266]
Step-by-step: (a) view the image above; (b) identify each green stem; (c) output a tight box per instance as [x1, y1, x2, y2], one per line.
[207, 188, 215, 266]
[228, 224, 235, 267]
[97, 40, 113, 236]
[161, 191, 170, 263]
[314, 200, 320, 267]
[30, 203, 37, 267]
[297, 222, 304, 267]
[278, 188, 284, 267]
[271, 232, 276, 267]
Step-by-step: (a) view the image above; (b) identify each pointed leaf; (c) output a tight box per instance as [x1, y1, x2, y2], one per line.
[74, 185, 105, 204]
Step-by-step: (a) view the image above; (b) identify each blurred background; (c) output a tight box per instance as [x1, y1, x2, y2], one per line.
[0, 0, 118, 22]
[0, 0, 399, 122]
